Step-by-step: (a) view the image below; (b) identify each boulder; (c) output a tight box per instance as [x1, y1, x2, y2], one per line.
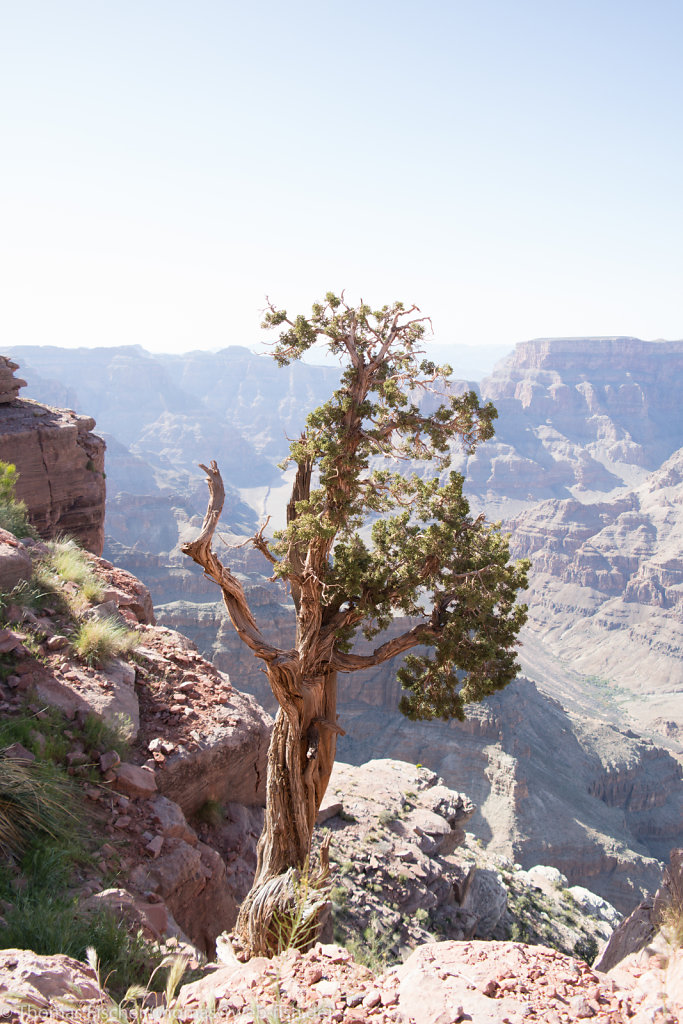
[84, 887, 184, 943]
[155, 691, 271, 815]
[113, 762, 157, 799]
[36, 656, 139, 740]
[150, 794, 197, 845]
[0, 357, 26, 404]
[0, 949, 105, 1013]
[143, 837, 237, 956]
[460, 868, 508, 935]
[0, 530, 32, 592]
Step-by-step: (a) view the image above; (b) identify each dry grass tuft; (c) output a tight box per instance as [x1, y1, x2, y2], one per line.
[73, 616, 138, 667]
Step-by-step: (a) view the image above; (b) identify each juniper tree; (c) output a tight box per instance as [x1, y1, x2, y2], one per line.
[183, 293, 528, 957]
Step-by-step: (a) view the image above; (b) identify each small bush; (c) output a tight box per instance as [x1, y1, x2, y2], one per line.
[1, 577, 49, 617]
[656, 879, 683, 949]
[0, 461, 35, 539]
[0, 754, 74, 858]
[80, 712, 130, 759]
[47, 539, 104, 602]
[73, 617, 138, 667]
[0, 897, 165, 1001]
[573, 935, 599, 965]
[196, 798, 225, 826]
[272, 854, 331, 955]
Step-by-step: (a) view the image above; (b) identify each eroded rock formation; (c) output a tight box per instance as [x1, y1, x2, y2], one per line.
[0, 358, 106, 553]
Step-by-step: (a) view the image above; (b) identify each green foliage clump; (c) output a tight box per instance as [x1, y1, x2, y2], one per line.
[261, 294, 529, 723]
[0, 703, 165, 1002]
[196, 798, 225, 826]
[271, 856, 331, 955]
[0, 461, 35, 538]
[573, 934, 599, 965]
[0, 886, 166, 1002]
[0, 753, 74, 858]
[339, 914, 400, 971]
[73, 616, 138, 667]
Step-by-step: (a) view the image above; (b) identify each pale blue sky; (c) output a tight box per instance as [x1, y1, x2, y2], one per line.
[2, 1, 682, 363]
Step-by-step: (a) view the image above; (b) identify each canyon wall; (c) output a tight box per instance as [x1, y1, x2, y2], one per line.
[0, 359, 106, 554]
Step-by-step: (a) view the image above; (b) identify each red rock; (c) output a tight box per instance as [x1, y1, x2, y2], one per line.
[3, 741, 35, 762]
[0, 949, 104, 1011]
[100, 750, 121, 772]
[362, 990, 381, 1008]
[0, 398, 105, 554]
[113, 762, 157, 798]
[146, 835, 164, 858]
[46, 635, 68, 651]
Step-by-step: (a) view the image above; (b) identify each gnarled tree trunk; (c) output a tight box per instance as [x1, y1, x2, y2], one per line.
[235, 665, 339, 956]
[182, 463, 341, 957]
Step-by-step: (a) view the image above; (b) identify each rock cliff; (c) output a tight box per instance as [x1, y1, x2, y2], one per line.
[0, 359, 106, 554]
[469, 337, 683, 507]
[509, 447, 683, 740]
[0, 531, 271, 955]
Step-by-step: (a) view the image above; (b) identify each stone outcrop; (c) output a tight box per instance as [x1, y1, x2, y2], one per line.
[0, 365, 106, 554]
[0, 533, 271, 956]
[336, 679, 683, 913]
[0, 528, 32, 591]
[0, 950, 105, 1015]
[595, 847, 683, 973]
[0, 357, 26, 404]
[314, 759, 619, 962]
[176, 936, 683, 1024]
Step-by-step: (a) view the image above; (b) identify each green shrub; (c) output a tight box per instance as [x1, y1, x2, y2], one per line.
[73, 617, 138, 667]
[80, 712, 130, 759]
[196, 798, 225, 826]
[0, 461, 35, 539]
[271, 857, 331, 955]
[0, 896, 165, 1001]
[573, 935, 599, 965]
[0, 754, 74, 858]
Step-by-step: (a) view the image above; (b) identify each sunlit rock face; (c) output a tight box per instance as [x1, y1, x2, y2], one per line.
[0, 358, 106, 554]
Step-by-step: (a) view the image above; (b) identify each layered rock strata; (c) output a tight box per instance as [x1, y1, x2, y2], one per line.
[0, 362, 106, 554]
[0, 357, 27, 404]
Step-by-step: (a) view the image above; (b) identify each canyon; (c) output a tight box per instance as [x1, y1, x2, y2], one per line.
[1, 349, 683, 1020]
[5, 338, 683, 913]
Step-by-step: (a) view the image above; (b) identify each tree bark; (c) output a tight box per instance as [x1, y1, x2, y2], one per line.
[234, 663, 339, 956]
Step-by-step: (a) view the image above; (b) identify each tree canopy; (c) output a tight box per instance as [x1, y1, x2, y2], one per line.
[261, 292, 528, 719]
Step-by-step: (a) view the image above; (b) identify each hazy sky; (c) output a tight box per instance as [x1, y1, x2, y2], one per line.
[2, 1, 682, 362]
